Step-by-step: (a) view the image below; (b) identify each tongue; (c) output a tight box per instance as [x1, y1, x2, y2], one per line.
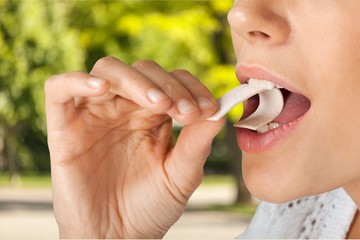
[273, 91, 311, 123]
[241, 90, 310, 124]
[241, 95, 259, 120]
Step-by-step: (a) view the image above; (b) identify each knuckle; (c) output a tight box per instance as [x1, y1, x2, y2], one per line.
[171, 69, 191, 76]
[44, 74, 60, 93]
[162, 82, 182, 95]
[44, 73, 65, 95]
[171, 69, 201, 85]
[69, 71, 86, 78]
[132, 59, 158, 68]
[93, 56, 117, 69]
[44, 71, 85, 94]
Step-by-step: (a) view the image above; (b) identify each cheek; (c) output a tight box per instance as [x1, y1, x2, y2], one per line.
[315, 84, 360, 173]
[301, 8, 360, 95]
[309, 31, 360, 166]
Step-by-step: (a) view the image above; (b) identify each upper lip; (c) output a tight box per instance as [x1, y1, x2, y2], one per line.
[236, 65, 301, 94]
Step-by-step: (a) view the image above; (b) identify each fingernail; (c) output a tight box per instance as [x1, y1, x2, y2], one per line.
[177, 99, 198, 114]
[147, 88, 168, 103]
[87, 77, 106, 89]
[197, 97, 216, 110]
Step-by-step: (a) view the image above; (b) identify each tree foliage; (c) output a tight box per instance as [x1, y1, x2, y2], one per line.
[0, 0, 243, 173]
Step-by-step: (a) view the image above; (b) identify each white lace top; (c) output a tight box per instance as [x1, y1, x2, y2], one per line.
[237, 188, 358, 239]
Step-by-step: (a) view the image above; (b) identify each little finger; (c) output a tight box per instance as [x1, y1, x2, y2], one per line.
[90, 56, 172, 115]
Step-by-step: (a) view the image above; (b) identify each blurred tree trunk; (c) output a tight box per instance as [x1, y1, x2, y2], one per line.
[225, 119, 251, 203]
[4, 123, 21, 186]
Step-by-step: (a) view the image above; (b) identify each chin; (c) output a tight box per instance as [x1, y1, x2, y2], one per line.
[247, 185, 301, 204]
[241, 154, 315, 204]
[244, 179, 299, 204]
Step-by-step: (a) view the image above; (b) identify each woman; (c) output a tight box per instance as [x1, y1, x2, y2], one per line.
[45, 0, 360, 238]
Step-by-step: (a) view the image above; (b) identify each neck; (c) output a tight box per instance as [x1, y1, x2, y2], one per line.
[344, 178, 360, 209]
[344, 179, 360, 238]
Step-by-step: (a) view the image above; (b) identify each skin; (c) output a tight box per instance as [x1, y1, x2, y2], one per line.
[230, 0, 360, 204]
[229, 0, 360, 237]
[45, 58, 224, 238]
[46, 0, 360, 238]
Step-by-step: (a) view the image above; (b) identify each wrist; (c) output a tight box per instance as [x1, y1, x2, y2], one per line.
[58, 224, 125, 239]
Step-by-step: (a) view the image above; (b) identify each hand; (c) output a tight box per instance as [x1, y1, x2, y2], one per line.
[45, 56, 225, 239]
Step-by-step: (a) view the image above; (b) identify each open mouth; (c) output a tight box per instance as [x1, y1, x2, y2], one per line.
[240, 88, 311, 133]
[206, 76, 311, 136]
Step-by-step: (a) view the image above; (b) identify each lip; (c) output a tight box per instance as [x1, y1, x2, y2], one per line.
[236, 65, 302, 95]
[235, 65, 309, 153]
[236, 114, 305, 154]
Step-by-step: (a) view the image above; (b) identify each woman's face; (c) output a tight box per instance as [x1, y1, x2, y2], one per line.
[229, 0, 360, 203]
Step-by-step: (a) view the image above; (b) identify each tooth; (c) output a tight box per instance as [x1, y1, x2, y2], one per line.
[269, 122, 280, 129]
[233, 88, 284, 130]
[256, 123, 281, 134]
[276, 84, 284, 89]
[249, 79, 275, 89]
[207, 79, 275, 121]
[257, 125, 270, 134]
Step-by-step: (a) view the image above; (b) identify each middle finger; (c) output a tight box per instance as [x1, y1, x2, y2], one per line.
[132, 60, 204, 124]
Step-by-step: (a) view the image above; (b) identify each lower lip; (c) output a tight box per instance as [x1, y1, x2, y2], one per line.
[236, 115, 305, 154]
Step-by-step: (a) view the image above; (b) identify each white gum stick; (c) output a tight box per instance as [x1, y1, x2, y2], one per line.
[233, 88, 284, 130]
[207, 79, 275, 121]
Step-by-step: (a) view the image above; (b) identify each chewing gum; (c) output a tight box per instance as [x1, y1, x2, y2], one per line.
[207, 79, 284, 131]
[233, 88, 284, 130]
[207, 79, 275, 121]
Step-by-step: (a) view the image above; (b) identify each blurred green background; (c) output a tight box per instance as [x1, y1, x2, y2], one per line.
[0, 0, 250, 202]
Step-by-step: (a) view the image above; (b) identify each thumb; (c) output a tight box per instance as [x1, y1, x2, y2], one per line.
[167, 118, 225, 191]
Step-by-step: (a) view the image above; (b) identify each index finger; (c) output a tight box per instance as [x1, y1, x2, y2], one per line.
[90, 56, 173, 114]
[44, 72, 110, 131]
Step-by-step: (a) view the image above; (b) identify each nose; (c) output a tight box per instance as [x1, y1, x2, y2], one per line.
[228, 0, 290, 46]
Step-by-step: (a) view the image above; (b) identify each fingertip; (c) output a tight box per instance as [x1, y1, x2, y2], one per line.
[197, 97, 217, 111]
[177, 98, 199, 115]
[144, 88, 173, 114]
[87, 77, 106, 88]
[147, 88, 169, 103]
[202, 116, 226, 131]
[87, 77, 110, 91]
[197, 97, 219, 120]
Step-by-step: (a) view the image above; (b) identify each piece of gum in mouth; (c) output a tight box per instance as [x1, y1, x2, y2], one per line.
[207, 79, 284, 131]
